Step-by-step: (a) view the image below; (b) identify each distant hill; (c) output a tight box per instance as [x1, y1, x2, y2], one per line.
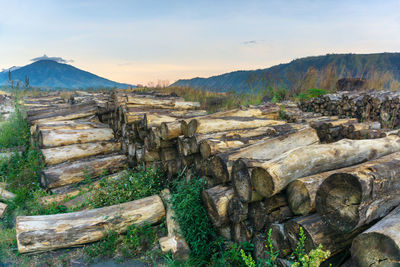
[171, 53, 400, 92]
[0, 60, 132, 89]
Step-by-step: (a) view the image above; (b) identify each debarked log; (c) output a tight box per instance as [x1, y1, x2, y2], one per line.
[252, 136, 400, 198]
[41, 154, 127, 189]
[316, 152, 400, 233]
[16, 195, 165, 253]
[39, 128, 115, 148]
[41, 141, 121, 165]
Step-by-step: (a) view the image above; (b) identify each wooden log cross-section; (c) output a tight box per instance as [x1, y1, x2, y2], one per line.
[158, 189, 190, 260]
[16, 195, 165, 253]
[351, 205, 400, 267]
[252, 135, 400, 198]
[316, 152, 400, 233]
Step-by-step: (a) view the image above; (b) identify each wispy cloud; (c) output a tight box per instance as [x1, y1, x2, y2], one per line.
[31, 54, 74, 64]
[242, 40, 265, 45]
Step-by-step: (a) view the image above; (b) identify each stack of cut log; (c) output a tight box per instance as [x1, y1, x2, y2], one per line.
[24, 92, 128, 206]
[203, 133, 400, 266]
[299, 90, 400, 129]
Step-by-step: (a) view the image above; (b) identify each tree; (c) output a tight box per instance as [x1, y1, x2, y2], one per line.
[24, 76, 30, 89]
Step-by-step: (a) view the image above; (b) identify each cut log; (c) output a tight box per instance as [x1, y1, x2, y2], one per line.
[252, 136, 400, 198]
[159, 189, 190, 260]
[0, 202, 7, 219]
[231, 220, 253, 243]
[316, 152, 400, 233]
[39, 128, 114, 148]
[32, 120, 108, 135]
[16, 195, 165, 253]
[41, 141, 121, 165]
[29, 105, 98, 124]
[186, 118, 285, 137]
[210, 127, 318, 189]
[40, 171, 128, 207]
[41, 154, 127, 189]
[247, 193, 288, 231]
[160, 121, 182, 140]
[202, 185, 234, 227]
[351, 205, 400, 267]
[285, 213, 362, 257]
[227, 196, 248, 223]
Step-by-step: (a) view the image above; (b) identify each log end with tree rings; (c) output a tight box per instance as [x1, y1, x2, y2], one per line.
[232, 159, 253, 203]
[352, 233, 400, 267]
[199, 140, 211, 159]
[227, 196, 248, 223]
[187, 119, 198, 137]
[251, 167, 275, 198]
[206, 156, 230, 185]
[316, 173, 362, 233]
[286, 180, 312, 215]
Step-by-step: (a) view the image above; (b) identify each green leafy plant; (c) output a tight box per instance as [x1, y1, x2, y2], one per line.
[170, 177, 217, 263]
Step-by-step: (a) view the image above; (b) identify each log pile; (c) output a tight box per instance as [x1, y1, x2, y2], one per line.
[299, 90, 400, 129]
[17, 89, 400, 266]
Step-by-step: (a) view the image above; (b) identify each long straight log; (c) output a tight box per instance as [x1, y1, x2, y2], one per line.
[16, 195, 165, 253]
[41, 154, 127, 189]
[225, 127, 319, 196]
[41, 141, 121, 165]
[252, 136, 400, 198]
[29, 103, 97, 124]
[186, 118, 285, 137]
[39, 128, 114, 148]
[202, 185, 234, 227]
[316, 152, 400, 233]
[351, 205, 400, 266]
[32, 121, 108, 135]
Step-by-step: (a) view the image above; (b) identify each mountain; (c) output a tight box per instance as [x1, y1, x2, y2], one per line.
[0, 60, 132, 89]
[171, 53, 400, 92]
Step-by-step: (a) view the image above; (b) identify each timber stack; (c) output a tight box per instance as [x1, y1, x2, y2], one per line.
[299, 90, 400, 129]
[12, 89, 400, 266]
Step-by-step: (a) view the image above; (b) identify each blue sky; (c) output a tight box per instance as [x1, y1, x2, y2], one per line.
[0, 0, 399, 85]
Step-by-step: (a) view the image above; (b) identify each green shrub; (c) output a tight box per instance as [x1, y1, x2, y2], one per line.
[0, 105, 29, 148]
[170, 178, 217, 263]
[77, 167, 164, 209]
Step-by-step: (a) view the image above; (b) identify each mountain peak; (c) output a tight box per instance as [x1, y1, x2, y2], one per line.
[0, 59, 133, 89]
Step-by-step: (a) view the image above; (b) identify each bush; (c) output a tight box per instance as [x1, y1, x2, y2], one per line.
[170, 178, 217, 263]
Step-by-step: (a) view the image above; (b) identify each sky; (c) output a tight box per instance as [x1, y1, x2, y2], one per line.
[0, 0, 400, 86]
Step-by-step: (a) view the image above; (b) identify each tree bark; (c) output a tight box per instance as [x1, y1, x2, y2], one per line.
[41, 141, 121, 165]
[158, 189, 190, 260]
[227, 196, 248, 223]
[202, 185, 234, 227]
[41, 154, 127, 189]
[29, 104, 98, 124]
[16, 195, 165, 254]
[252, 136, 400, 198]
[285, 213, 363, 257]
[351, 205, 400, 267]
[32, 121, 108, 135]
[231, 220, 253, 243]
[39, 128, 115, 148]
[316, 152, 400, 233]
